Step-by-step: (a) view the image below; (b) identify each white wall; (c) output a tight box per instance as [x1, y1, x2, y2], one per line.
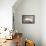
[13, 0, 41, 46]
[41, 0, 46, 46]
[0, 0, 16, 29]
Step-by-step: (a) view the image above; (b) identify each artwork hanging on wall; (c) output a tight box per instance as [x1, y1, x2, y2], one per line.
[22, 15, 35, 24]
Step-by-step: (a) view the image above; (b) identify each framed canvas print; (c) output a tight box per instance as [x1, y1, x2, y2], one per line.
[22, 15, 35, 24]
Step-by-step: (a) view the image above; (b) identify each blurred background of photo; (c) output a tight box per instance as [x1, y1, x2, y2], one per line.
[0, 0, 46, 46]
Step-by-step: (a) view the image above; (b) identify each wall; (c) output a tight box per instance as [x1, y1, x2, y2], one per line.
[13, 0, 41, 46]
[0, 0, 16, 30]
[41, 0, 46, 46]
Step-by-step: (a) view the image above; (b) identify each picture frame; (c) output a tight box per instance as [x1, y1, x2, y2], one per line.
[22, 15, 35, 24]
